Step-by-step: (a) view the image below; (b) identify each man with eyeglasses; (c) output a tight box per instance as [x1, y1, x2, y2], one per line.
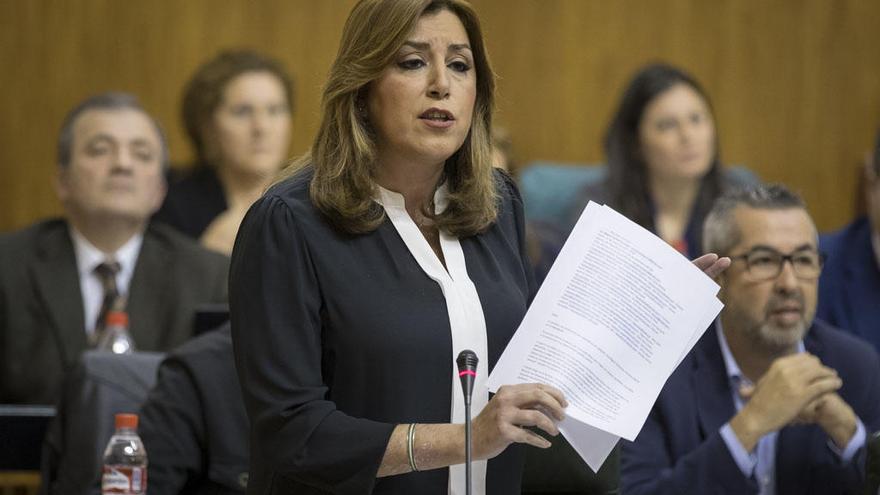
[621, 184, 880, 495]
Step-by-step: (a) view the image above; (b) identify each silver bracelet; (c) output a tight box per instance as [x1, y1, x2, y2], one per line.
[407, 422, 419, 472]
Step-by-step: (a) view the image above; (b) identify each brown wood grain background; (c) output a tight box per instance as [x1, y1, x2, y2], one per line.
[1, 0, 878, 232]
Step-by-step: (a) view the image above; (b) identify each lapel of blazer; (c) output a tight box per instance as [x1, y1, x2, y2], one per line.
[693, 328, 737, 438]
[775, 324, 827, 494]
[126, 226, 171, 350]
[841, 219, 880, 340]
[30, 221, 88, 366]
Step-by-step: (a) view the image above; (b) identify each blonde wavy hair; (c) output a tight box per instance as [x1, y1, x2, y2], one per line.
[278, 0, 497, 236]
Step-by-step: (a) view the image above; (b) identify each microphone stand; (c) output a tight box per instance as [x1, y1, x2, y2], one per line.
[457, 350, 478, 495]
[464, 390, 473, 495]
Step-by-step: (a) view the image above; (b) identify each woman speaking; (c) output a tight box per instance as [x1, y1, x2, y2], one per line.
[230, 1, 567, 493]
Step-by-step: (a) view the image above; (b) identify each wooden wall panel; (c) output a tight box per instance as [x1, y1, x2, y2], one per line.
[475, 0, 880, 230]
[0, 0, 357, 231]
[2, 0, 879, 232]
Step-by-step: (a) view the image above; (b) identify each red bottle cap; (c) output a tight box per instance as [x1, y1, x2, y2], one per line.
[115, 413, 138, 430]
[106, 311, 128, 327]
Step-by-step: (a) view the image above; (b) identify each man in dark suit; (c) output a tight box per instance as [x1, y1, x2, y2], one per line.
[621, 184, 880, 495]
[0, 92, 228, 405]
[817, 132, 880, 353]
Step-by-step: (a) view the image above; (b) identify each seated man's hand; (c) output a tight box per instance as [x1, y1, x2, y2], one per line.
[730, 353, 842, 452]
[805, 393, 858, 449]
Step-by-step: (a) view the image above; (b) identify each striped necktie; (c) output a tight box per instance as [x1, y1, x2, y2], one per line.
[93, 260, 122, 343]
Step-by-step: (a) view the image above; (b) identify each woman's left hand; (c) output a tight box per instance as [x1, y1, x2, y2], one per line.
[693, 253, 730, 278]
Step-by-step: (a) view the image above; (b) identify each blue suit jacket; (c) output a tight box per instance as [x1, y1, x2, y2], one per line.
[818, 217, 880, 353]
[620, 319, 880, 495]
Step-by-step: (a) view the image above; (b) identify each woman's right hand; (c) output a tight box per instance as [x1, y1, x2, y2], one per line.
[472, 383, 568, 460]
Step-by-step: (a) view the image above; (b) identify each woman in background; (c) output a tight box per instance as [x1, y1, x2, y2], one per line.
[568, 63, 746, 258]
[154, 50, 293, 255]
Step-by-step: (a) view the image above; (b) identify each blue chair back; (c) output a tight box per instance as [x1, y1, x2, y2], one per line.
[518, 162, 606, 225]
[517, 161, 759, 228]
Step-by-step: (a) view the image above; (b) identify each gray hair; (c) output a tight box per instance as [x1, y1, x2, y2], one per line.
[57, 92, 169, 170]
[702, 183, 807, 256]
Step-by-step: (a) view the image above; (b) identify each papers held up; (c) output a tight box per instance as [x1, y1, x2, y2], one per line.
[487, 202, 723, 471]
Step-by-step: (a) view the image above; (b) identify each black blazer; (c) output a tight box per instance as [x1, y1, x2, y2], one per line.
[230, 170, 535, 494]
[139, 324, 249, 495]
[817, 216, 880, 354]
[0, 218, 229, 404]
[153, 165, 228, 240]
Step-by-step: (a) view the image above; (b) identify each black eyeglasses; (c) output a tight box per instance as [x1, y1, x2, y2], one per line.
[729, 247, 825, 281]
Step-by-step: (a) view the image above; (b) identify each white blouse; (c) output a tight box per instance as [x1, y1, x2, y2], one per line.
[374, 183, 489, 495]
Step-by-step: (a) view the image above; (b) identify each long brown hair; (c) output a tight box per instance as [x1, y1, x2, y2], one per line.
[278, 0, 497, 236]
[604, 63, 723, 231]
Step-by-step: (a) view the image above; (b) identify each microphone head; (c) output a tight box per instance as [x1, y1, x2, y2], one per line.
[456, 350, 479, 405]
[456, 349, 479, 372]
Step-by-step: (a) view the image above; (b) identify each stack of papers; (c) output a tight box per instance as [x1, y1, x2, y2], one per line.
[487, 202, 723, 471]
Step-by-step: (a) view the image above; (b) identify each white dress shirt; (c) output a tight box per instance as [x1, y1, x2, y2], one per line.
[69, 227, 144, 335]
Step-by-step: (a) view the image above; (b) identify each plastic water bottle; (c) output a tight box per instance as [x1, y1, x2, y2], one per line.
[101, 413, 148, 495]
[96, 311, 135, 354]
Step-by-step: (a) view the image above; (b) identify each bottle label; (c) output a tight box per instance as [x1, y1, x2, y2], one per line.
[102, 465, 147, 494]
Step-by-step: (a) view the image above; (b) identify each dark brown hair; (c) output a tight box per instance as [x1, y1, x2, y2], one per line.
[604, 63, 723, 230]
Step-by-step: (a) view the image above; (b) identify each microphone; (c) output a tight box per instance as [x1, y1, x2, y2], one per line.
[456, 349, 478, 495]
[456, 349, 478, 405]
